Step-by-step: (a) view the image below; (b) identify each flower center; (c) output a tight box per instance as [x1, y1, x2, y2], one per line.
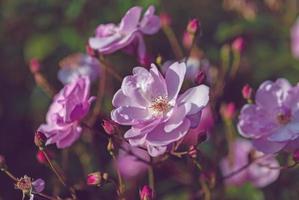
[149, 96, 171, 116]
[276, 109, 292, 125]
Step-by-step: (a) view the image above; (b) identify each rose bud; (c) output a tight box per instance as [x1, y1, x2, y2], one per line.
[220, 102, 236, 120]
[139, 185, 153, 200]
[29, 58, 41, 74]
[242, 84, 253, 101]
[102, 120, 118, 135]
[87, 172, 108, 186]
[160, 13, 171, 27]
[232, 37, 245, 53]
[187, 19, 199, 34]
[34, 131, 47, 150]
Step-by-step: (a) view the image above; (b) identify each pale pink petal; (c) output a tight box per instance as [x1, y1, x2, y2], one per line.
[165, 62, 186, 102]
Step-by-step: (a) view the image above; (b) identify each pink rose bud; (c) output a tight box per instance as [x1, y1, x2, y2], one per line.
[220, 102, 236, 120]
[139, 185, 153, 200]
[34, 131, 47, 149]
[29, 58, 40, 74]
[187, 19, 199, 34]
[0, 155, 7, 170]
[293, 149, 299, 163]
[242, 84, 253, 100]
[188, 145, 197, 158]
[195, 70, 206, 85]
[182, 32, 193, 49]
[36, 150, 53, 164]
[102, 120, 117, 135]
[87, 172, 108, 186]
[232, 37, 245, 53]
[159, 13, 171, 27]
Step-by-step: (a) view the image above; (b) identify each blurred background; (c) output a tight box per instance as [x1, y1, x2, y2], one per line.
[1, 0, 299, 199]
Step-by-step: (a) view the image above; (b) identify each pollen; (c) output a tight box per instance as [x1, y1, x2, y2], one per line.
[149, 96, 171, 116]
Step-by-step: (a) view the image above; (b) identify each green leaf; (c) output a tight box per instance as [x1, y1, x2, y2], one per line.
[59, 27, 84, 51]
[226, 183, 264, 200]
[65, 0, 86, 20]
[24, 33, 58, 60]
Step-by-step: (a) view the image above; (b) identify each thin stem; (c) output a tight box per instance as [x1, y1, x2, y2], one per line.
[229, 50, 241, 79]
[1, 168, 18, 182]
[200, 177, 211, 200]
[111, 153, 125, 199]
[257, 161, 298, 170]
[184, 28, 201, 63]
[148, 165, 155, 197]
[34, 73, 56, 98]
[162, 25, 184, 60]
[89, 57, 107, 126]
[224, 119, 236, 166]
[42, 150, 66, 187]
[99, 58, 122, 82]
[222, 154, 269, 180]
[41, 150, 77, 199]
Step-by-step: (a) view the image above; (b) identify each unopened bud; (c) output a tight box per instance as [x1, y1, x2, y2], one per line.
[0, 155, 7, 170]
[232, 37, 245, 53]
[87, 172, 108, 186]
[160, 13, 171, 27]
[195, 70, 206, 85]
[187, 19, 199, 34]
[242, 84, 253, 101]
[29, 58, 40, 74]
[293, 149, 299, 163]
[220, 102, 236, 120]
[102, 120, 117, 135]
[188, 145, 197, 158]
[34, 131, 47, 150]
[182, 32, 193, 49]
[139, 185, 153, 200]
[36, 150, 52, 164]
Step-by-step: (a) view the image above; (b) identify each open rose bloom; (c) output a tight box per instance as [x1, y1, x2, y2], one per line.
[111, 62, 209, 156]
[238, 78, 299, 154]
[89, 6, 160, 64]
[38, 76, 95, 148]
[220, 139, 280, 188]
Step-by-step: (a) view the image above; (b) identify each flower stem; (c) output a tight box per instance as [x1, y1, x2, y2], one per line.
[162, 25, 184, 60]
[200, 177, 211, 200]
[33, 72, 56, 98]
[111, 153, 125, 199]
[148, 164, 155, 197]
[41, 150, 77, 199]
[0, 168, 18, 182]
[99, 58, 122, 82]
